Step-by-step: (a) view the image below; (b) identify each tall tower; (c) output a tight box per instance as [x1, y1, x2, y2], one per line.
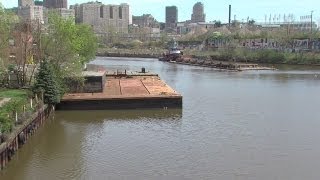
[165, 6, 178, 32]
[191, 2, 205, 23]
[18, 0, 35, 7]
[44, 0, 68, 9]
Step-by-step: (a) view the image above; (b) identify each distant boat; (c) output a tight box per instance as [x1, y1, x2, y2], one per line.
[169, 40, 181, 55]
[159, 40, 182, 62]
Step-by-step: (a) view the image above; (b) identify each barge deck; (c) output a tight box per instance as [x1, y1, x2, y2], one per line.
[57, 73, 182, 110]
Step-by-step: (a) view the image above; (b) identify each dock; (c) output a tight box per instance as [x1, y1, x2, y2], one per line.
[56, 71, 182, 110]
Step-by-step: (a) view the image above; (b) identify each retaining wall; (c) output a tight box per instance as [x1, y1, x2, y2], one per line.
[0, 105, 51, 170]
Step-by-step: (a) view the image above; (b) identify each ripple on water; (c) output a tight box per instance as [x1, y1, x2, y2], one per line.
[2, 58, 320, 180]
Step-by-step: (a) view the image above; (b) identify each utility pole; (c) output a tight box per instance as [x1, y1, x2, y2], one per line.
[310, 10, 314, 50]
[311, 10, 314, 34]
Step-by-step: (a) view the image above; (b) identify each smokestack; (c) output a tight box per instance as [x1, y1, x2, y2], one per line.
[229, 5, 231, 26]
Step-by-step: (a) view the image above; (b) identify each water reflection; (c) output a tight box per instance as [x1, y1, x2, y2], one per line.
[55, 109, 182, 121]
[2, 57, 320, 180]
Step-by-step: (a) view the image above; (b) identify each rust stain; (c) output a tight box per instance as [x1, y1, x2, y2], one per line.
[62, 75, 181, 101]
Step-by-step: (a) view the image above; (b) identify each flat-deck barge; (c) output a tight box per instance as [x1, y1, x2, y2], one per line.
[56, 71, 182, 110]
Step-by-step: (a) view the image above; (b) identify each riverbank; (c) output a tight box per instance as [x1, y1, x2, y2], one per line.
[184, 49, 320, 66]
[0, 104, 52, 170]
[96, 47, 320, 66]
[96, 48, 164, 58]
[171, 59, 276, 71]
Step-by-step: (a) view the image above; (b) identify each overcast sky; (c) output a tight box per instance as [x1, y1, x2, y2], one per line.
[2, 0, 320, 24]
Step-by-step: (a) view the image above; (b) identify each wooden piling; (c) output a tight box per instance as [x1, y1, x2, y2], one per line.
[0, 105, 51, 170]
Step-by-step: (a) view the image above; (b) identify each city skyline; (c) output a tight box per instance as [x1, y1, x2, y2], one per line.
[1, 0, 320, 24]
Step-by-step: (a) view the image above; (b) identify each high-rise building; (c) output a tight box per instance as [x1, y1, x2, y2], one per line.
[71, 2, 130, 34]
[165, 6, 178, 32]
[18, 0, 34, 7]
[44, 0, 67, 9]
[191, 2, 205, 23]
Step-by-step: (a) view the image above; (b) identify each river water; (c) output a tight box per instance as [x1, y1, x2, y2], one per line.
[1, 57, 320, 180]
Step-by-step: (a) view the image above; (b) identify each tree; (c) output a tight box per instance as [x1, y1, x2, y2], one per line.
[1, 4, 40, 88]
[40, 13, 97, 95]
[11, 22, 36, 87]
[248, 19, 255, 25]
[76, 24, 98, 63]
[32, 60, 60, 105]
[0, 4, 17, 85]
[42, 13, 97, 67]
[214, 21, 222, 28]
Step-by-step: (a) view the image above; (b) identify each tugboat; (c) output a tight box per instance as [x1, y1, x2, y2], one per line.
[159, 40, 182, 62]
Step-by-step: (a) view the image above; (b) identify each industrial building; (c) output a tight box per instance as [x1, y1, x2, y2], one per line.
[71, 2, 130, 34]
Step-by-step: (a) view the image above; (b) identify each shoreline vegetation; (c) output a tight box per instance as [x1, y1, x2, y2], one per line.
[0, 89, 29, 133]
[96, 48, 320, 66]
[0, 3, 98, 170]
[0, 3, 98, 169]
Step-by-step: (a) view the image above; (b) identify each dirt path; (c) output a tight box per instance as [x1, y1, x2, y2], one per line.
[0, 98, 11, 107]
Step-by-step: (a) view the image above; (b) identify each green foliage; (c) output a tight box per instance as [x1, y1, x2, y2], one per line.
[0, 89, 28, 133]
[0, 4, 15, 70]
[0, 112, 12, 133]
[0, 89, 28, 101]
[248, 19, 255, 25]
[256, 50, 285, 63]
[44, 13, 97, 66]
[214, 21, 222, 28]
[39, 13, 97, 98]
[209, 32, 222, 40]
[186, 48, 320, 65]
[128, 40, 143, 49]
[7, 64, 15, 72]
[76, 24, 98, 63]
[32, 60, 61, 105]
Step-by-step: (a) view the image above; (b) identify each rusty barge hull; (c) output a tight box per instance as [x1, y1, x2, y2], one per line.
[56, 96, 182, 110]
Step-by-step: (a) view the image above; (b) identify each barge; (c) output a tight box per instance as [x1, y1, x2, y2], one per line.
[57, 70, 183, 110]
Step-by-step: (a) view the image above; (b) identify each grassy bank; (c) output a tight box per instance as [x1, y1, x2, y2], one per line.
[0, 89, 28, 102]
[97, 47, 320, 65]
[0, 89, 29, 133]
[184, 49, 320, 65]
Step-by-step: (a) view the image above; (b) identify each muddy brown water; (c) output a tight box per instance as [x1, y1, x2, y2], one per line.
[1, 57, 320, 180]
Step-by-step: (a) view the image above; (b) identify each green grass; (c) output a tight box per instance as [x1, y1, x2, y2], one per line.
[0, 89, 30, 133]
[185, 49, 320, 65]
[0, 89, 28, 101]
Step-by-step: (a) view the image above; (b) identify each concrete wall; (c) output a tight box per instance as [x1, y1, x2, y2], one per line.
[0, 105, 51, 170]
[83, 76, 104, 93]
[66, 75, 105, 93]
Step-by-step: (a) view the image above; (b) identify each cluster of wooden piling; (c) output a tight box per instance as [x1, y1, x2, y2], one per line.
[0, 105, 51, 170]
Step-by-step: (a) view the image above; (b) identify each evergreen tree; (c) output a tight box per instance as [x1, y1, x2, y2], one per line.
[32, 60, 60, 105]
